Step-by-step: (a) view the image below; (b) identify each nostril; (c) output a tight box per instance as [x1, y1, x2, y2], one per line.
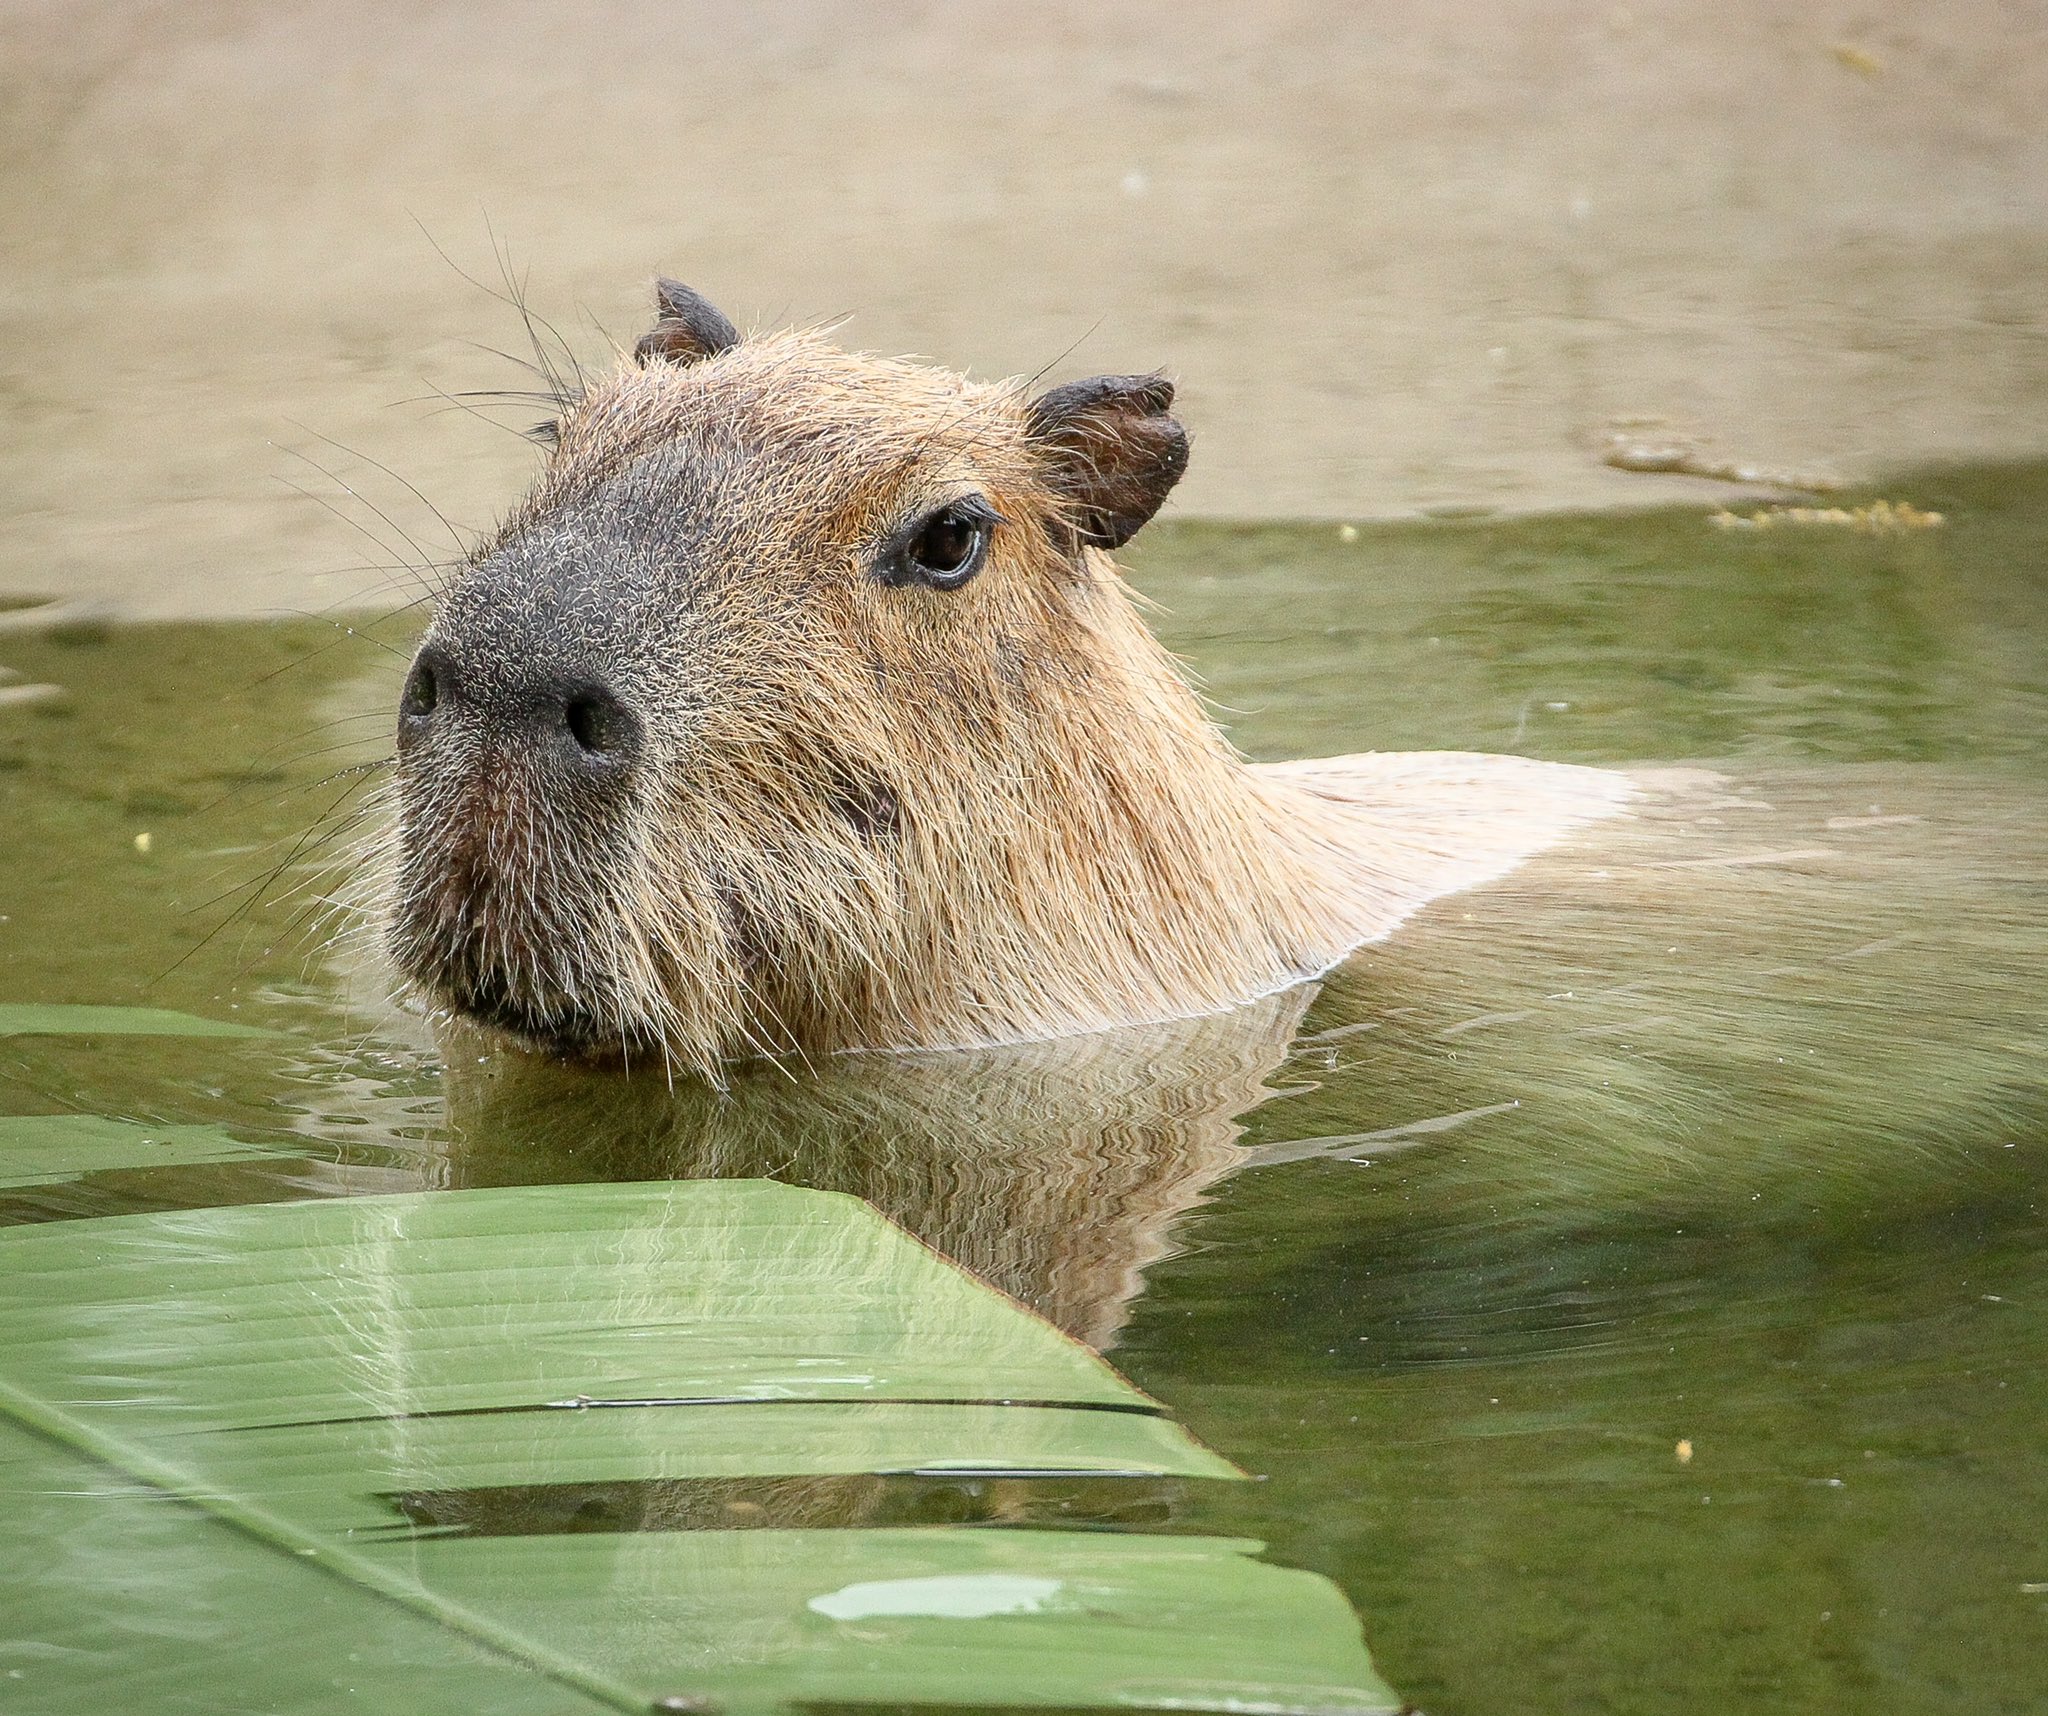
[399, 658, 439, 721]
[564, 690, 634, 758]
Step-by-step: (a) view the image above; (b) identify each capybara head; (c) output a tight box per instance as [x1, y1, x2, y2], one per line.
[386, 280, 1294, 1075]
[380, 280, 1621, 1076]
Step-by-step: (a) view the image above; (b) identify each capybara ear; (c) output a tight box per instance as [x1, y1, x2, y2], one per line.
[634, 278, 741, 366]
[1024, 373, 1190, 550]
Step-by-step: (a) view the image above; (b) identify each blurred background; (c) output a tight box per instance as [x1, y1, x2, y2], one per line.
[3, 0, 2046, 616]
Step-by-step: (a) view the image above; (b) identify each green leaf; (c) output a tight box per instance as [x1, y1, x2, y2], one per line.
[385, 1525, 1402, 1713]
[221, 1401, 1240, 1532]
[0, 1003, 268, 1037]
[0, 1182, 1168, 1430]
[0, 1113, 281, 1190]
[0, 1181, 1394, 1712]
[0, 1416, 616, 1716]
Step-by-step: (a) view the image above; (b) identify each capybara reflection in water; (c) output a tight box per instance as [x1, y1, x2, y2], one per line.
[374, 280, 1628, 1076]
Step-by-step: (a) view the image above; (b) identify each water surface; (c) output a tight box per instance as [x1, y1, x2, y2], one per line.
[1, 468, 2043, 1712]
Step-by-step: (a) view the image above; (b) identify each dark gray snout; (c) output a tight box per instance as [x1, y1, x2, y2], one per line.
[398, 642, 643, 778]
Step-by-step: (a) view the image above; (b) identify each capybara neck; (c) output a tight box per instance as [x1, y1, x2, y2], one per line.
[378, 286, 1629, 1077]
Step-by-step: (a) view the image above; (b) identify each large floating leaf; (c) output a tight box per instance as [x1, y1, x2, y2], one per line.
[220, 1401, 1236, 1533]
[387, 1525, 1400, 1713]
[0, 1113, 280, 1190]
[0, 1416, 614, 1716]
[0, 1002, 268, 1038]
[0, 1181, 1176, 1427]
[0, 1180, 1393, 1712]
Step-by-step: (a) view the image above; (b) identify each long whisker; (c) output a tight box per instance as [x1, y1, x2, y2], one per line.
[283, 419, 471, 559]
[274, 445, 445, 587]
[153, 766, 386, 984]
[274, 477, 440, 603]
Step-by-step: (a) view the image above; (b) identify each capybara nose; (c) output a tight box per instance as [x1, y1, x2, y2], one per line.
[398, 644, 642, 774]
[396, 647, 448, 735]
[556, 684, 639, 763]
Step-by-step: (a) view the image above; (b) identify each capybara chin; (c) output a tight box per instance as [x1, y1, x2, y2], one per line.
[373, 278, 1630, 1078]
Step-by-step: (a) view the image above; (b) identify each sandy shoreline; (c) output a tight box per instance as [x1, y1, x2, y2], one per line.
[2, 1, 2044, 618]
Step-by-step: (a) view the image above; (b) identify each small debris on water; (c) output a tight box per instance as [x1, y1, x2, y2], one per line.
[1601, 428, 1843, 492]
[1710, 500, 1944, 533]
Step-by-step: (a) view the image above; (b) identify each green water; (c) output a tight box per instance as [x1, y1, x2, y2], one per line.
[1, 467, 2044, 1713]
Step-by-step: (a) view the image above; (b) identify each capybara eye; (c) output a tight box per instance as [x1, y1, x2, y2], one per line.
[918, 512, 975, 574]
[885, 496, 1003, 591]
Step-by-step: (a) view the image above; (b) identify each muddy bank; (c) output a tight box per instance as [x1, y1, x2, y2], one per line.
[2, 0, 2044, 617]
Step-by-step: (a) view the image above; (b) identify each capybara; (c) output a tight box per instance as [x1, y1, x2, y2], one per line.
[379, 280, 1628, 1077]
